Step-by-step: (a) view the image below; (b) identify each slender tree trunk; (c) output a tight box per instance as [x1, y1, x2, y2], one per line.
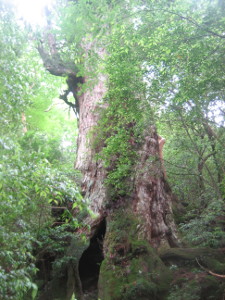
[21, 112, 27, 133]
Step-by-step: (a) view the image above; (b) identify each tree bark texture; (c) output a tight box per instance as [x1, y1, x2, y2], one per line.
[74, 75, 179, 246]
[38, 35, 180, 300]
[75, 75, 108, 214]
[74, 78, 180, 300]
[37, 37, 225, 299]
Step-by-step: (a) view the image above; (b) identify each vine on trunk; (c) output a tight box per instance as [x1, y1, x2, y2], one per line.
[92, 30, 154, 201]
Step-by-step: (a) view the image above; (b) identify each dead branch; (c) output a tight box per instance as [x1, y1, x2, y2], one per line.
[196, 258, 225, 279]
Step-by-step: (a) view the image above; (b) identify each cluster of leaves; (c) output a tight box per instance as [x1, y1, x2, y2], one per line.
[93, 27, 152, 198]
[0, 131, 86, 299]
[180, 199, 225, 248]
[0, 2, 83, 299]
[139, 0, 225, 247]
[0, 4, 37, 297]
[167, 280, 201, 300]
[0, 140, 49, 299]
[159, 109, 225, 234]
[0, 1, 31, 134]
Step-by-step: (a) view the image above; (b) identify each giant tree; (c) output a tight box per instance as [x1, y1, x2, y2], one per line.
[36, 0, 225, 299]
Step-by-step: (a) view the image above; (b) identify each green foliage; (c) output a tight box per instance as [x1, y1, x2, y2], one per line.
[0, 5, 38, 298]
[25, 70, 76, 138]
[167, 280, 201, 300]
[180, 199, 225, 248]
[0, 3, 81, 298]
[0, 143, 46, 299]
[35, 226, 88, 278]
[92, 23, 153, 198]
[220, 176, 225, 199]
[1, 0, 225, 297]
[0, 131, 84, 299]
[0, 2, 30, 133]
[167, 272, 224, 300]
[19, 132, 63, 163]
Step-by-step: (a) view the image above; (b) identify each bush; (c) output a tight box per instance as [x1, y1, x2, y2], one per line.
[179, 199, 225, 248]
[0, 134, 84, 299]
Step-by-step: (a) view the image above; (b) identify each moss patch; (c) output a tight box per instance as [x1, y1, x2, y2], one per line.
[167, 270, 225, 300]
[98, 210, 172, 300]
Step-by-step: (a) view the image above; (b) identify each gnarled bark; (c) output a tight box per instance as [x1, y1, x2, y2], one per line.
[38, 32, 180, 300]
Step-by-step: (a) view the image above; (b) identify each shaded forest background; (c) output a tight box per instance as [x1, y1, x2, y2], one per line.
[0, 0, 224, 299]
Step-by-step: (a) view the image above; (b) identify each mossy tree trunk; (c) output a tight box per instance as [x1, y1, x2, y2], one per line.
[38, 55, 180, 300]
[38, 35, 225, 299]
[37, 3, 225, 299]
[73, 71, 180, 300]
[38, 21, 180, 298]
[66, 76, 179, 299]
[74, 74, 179, 246]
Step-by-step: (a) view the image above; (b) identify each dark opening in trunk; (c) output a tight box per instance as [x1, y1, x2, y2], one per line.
[78, 218, 106, 299]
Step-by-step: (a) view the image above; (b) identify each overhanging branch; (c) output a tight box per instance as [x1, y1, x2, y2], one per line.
[37, 41, 78, 77]
[37, 31, 84, 115]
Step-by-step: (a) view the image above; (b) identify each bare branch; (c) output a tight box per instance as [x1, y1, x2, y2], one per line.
[59, 88, 77, 114]
[196, 258, 225, 279]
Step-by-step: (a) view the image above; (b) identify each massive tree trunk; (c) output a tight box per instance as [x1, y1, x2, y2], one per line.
[75, 74, 178, 247]
[35, 2, 225, 298]
[37, 35, 225, 300]
[37, 33, 181, 299]
[75, 79, 180, 300]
